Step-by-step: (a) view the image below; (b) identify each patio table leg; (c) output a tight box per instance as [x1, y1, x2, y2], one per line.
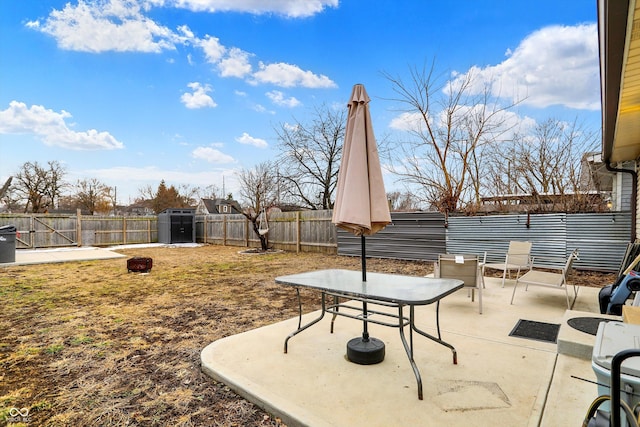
[410, 303, 458, 365]
[284, 289, 326, 353]
[330, 295, 339, 333]
[398, 305, 423, 400]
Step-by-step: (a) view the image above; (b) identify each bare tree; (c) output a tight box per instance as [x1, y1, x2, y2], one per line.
[0, 177, 15, 211]
[0, 177, 12, 199]
[383, 63, 518, 213]
[274, 104, 346, 209]
[105, 186, 118, 214]
[196, 184, 222, 200]
[387, 190, 423, 211]
[12, 161, 67, 213]
[488, 118, 599, 212]
[236, 161, 279, 251]
[175, 184, 199, 207]
[136, 184, 155, 202]
[72, 178, 112, 215]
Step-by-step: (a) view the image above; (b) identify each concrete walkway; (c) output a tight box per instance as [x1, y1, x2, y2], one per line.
[202, 277, 618, 427]
[0, 246, 126, 266]
[0, 243, 204, 267]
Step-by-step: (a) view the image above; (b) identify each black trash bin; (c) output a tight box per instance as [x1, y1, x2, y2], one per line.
[0, 225, 17, 263]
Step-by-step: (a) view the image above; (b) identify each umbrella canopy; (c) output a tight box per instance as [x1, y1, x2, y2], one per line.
[332, 84, 391, 236]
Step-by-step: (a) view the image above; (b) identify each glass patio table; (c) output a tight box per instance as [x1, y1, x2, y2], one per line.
[275, 269, 463, 400]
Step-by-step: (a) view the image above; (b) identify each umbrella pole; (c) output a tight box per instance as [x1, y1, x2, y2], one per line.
[361, 235, 369, 341]
[346, 235, 385, 364]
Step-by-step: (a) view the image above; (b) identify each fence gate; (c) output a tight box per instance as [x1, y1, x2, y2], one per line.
[31, 216, 77, 248]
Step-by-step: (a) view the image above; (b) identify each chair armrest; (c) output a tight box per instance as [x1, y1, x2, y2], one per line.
[530, 256, 567, 270]
[504, 253, 532, 265]
[482, 251, 507, 264]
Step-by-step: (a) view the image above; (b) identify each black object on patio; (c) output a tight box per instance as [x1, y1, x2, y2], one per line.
[567, 317, 618, 336]
[509, 319, 560, 344]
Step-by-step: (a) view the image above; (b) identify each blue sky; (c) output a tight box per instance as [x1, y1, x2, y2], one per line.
[0, 0, 600, 204]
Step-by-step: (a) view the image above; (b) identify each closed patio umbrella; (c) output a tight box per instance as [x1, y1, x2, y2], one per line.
[332, 83, 391, 364]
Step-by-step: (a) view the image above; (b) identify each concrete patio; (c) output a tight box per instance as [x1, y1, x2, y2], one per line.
[202, 275, 625, 427]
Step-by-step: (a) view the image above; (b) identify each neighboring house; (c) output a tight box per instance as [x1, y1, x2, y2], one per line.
[598, 0, 640, 239]
[582, 152, 633, 211]
[122, 202, 154, 216]
[197, 198, 242, 215]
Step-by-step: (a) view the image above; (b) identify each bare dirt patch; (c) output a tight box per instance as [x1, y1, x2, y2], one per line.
[0, 245, 614, 426]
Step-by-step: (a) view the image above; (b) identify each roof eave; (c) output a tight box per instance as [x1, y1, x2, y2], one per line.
[599, 0, 630, 163]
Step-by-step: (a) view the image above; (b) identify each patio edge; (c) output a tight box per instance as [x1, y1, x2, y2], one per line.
[201, 337, 332, 427]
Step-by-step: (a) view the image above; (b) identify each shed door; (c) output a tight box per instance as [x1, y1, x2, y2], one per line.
[170, 215, 193, 243]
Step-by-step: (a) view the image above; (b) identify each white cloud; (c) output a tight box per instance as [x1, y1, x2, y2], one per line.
[164, 0, 339, 18]
[266, 90, 301, 107]
[27, 1, 337, 90]
[176, 24, 194, 39]
[196, 35, 334, 88]
[181, 82, 217, 109]
[389, 104, 537, 144]
[448, 24, 599, 110]
[218, 47, 253, 78]
[0, 101, 124, 150]
[252, 62, 337, 88]
[235, 132, 268, 148]
[199, 35, 226, 63]
[283, 122, 299, 132]
[252, 104, 275, 114]
[27, 0, 182, 53]
[389, 112, 425, 132]
[25, 0, 337, 107]
[192, 145, 235, 163]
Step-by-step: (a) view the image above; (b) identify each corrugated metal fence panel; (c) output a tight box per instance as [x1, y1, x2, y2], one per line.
[447, 214, 568, 266]
[566, 212, 632, 272]
[336, 211, 631, 271]
[447, 212, 631, 272]
[337, 212, 446, 262]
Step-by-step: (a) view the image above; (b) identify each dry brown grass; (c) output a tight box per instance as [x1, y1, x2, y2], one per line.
[0, 245, 614, 426]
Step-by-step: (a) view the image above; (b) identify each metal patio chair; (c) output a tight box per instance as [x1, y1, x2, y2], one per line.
[481, 241, 533, 288]
[510, 249, 579, 309]
[435, 254, 483, 314]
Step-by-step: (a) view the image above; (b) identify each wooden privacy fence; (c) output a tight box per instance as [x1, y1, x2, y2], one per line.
[196, 210, 337, 254]
[0, 214, 157, 249]
[79, 216, 157, 246]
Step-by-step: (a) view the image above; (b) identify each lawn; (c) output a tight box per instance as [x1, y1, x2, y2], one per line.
[0, 245, 446, 426]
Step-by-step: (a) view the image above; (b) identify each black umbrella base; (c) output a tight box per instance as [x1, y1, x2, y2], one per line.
[346, 337, 385, 365]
